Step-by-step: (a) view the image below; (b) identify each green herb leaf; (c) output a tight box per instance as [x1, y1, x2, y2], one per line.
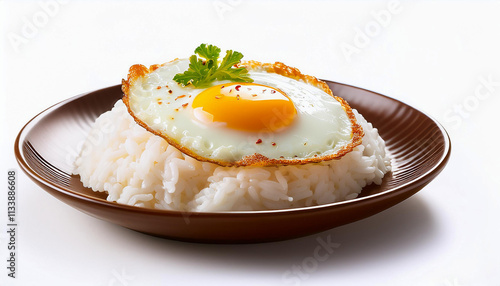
[194, 43, 220, 62]
[173, 44, 253, 88]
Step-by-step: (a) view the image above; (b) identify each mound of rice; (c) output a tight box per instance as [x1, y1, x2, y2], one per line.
[74, 100, 391, 211]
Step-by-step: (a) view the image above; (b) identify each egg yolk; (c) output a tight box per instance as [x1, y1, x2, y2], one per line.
[192, 83, 297, 132]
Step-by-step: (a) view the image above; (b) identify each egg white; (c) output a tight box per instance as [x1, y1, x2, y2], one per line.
[126, 58, 355, 165]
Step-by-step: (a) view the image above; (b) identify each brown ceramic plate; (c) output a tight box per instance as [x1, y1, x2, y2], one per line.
[15, 81, 450, 243]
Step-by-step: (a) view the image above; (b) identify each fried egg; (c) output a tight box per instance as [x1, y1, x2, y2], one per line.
[122, 59, 363, 167]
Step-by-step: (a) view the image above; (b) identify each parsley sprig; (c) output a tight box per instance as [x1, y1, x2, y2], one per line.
[173, 44, 253, 88]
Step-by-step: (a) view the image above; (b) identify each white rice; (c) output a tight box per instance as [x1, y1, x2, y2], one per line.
[74, 100, 391, 212]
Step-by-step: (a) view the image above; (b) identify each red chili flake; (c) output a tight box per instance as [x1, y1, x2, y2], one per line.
[189, 95, 192, 98]
[221, 85, 225, 89]
[271, 142, 276, 146]
[215, 96, 222, 99]
[156, 86, 162, 89]
[157, 99, 163, 105]
[182, 103, 188, 108]
[229, 89, 233, 93]
[235, 85, 241, 91]
[168, 90, 173, 94]
[256, 139, 262, 144]
[252, 94, 258, 97]
[165, 85, 169, 88]
[271, 90, 276, 94]
[175, 95, 186, 101]
[175, 108, 179, 112]
[236, 94, 240, 100]
[247, 88, 252, 91]
[263, 89, 267, 92]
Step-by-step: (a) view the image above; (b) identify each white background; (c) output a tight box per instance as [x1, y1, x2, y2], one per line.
[1, 0, 499, 285]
